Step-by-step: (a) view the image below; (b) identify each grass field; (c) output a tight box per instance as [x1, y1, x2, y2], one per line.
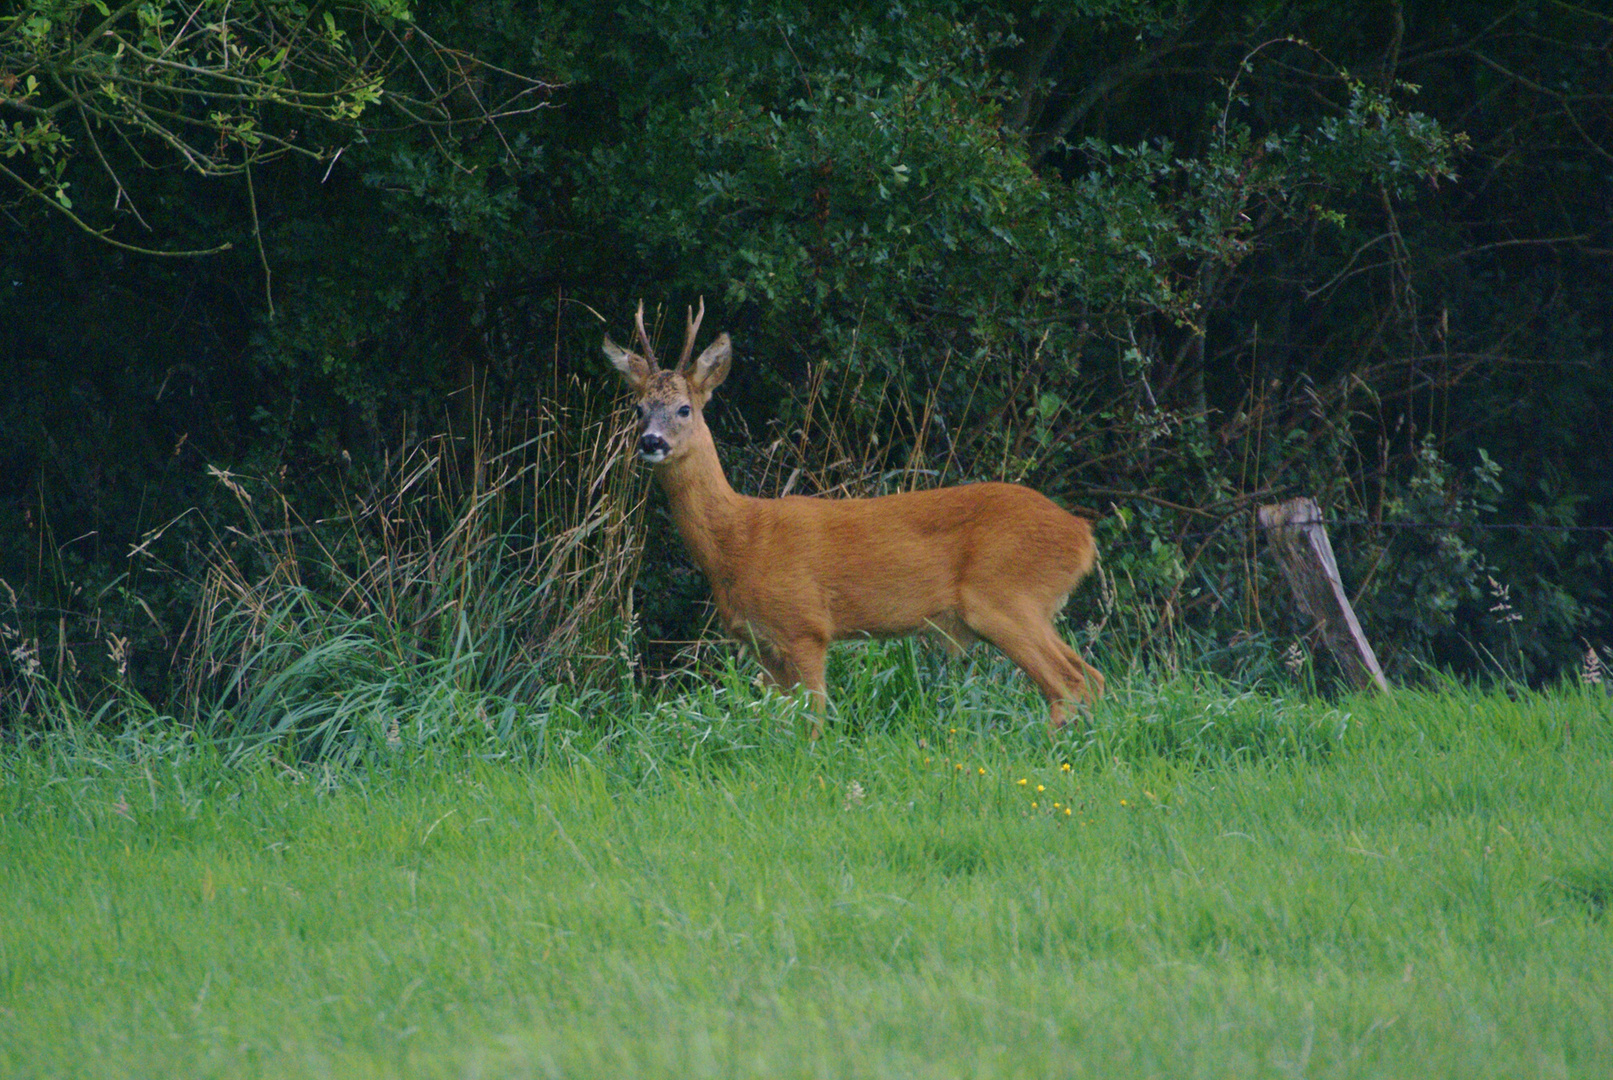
[2, 664, 1611, 1078]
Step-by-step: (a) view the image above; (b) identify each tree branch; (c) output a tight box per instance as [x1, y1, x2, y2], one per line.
[0, 157, 232, 256]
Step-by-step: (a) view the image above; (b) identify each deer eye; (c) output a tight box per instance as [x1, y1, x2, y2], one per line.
[635, 403, 647, 418]
[677, 405, 692, 418]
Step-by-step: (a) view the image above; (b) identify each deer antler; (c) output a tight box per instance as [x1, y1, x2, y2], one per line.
[633, 299, 660, 370]
[676, 296, 706, 372]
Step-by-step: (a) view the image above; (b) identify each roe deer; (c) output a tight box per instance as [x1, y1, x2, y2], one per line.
[605, 299, 1104, 737]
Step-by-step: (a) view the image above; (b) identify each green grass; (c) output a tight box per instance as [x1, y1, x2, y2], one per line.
[2, 669, 1611, 1078]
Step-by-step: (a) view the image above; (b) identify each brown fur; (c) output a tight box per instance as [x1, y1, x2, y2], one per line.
[605, 303, 1103, 737]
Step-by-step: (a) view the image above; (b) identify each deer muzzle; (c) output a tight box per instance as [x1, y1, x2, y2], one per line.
[638, 432, 671, 463]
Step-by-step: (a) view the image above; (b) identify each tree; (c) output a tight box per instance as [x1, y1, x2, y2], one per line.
[0, 0, 552, 263]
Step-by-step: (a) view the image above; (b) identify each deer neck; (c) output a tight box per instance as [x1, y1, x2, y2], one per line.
[654, 425, 746, 579]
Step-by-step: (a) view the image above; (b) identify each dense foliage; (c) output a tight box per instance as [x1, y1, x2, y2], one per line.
[3, 0, 1610, 723]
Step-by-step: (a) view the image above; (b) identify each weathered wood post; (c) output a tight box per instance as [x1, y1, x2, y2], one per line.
[1257, 497, 1389, 693]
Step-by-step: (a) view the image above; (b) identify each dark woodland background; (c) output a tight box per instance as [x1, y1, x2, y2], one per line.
[3, 1, 1610, 722]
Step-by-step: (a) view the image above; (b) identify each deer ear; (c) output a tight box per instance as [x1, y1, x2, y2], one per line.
[686, 333, 731, 396]
[603, 335, 652, 391]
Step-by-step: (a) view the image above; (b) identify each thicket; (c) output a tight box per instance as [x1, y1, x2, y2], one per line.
[2, 0, 1610, 732]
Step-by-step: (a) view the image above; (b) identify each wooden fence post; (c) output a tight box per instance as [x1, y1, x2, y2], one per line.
[1257, 497, 1389, 693]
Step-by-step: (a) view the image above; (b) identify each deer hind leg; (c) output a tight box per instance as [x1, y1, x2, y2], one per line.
[1039, 636, 1105, 722]
[961, 601, 1092, 733]
[1054, 638, 1106, 702]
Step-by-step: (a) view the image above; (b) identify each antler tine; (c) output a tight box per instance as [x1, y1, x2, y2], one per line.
[677, 296, 706, 371]
[633, 299, 660, 370]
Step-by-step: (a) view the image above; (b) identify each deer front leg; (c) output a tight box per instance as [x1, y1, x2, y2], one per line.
[753, 645, 795, 693]
[784, 634, 830, 739]
[749, 633, 830, 739]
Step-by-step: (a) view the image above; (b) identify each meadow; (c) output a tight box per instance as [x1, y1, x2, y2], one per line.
[2, 661, 1610, 1079]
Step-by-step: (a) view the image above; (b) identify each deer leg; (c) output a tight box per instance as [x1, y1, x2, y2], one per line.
[752, 635, 830, 739]
[1042, 635, 1104, 702]
[754, 649, 793, 693]
[1055, 640, 1106, 701]
[782, 635, 830, 739]
[961, 603, 1088, 733]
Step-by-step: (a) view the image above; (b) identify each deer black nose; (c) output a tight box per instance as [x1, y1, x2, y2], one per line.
[639, 433, 670, 458]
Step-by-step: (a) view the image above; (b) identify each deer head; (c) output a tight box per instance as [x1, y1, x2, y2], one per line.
[603, 298, 732, 464]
